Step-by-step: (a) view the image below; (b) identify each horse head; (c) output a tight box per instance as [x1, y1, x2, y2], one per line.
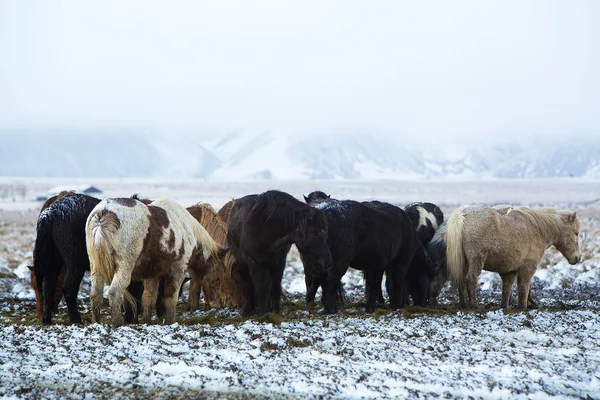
[294, 207, 332, 273]
[303, 191, 331, 205]
[556, 211, 582, 265]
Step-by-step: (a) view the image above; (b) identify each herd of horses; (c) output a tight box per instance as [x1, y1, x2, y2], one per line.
[28, 189, 582, 327]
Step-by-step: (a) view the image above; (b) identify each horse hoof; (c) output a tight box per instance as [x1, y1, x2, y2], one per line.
[42, 318, 52, 325]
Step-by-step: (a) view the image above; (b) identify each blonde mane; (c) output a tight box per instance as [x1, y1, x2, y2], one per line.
[188, 203, 229, 247]
[506, 206, 562, 240]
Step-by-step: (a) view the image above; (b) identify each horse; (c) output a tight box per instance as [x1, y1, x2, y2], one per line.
[303, 199, 426, 313]
[29, 192, 144, 325]
[371, 201, 442, 305]
[217, 199, 236, 223]
[425, 221, 448, 305]
[227, 190, 333, 316]
[86, 197, 225, 326]
[303, 191, 330, 205]
[427, 205, 542, 307]
[404, 202, 444, 245]
[186, 203, 246, 310]
[362, 201, 434, 309]
[446, 205, 581, 310]
[303, 192, 433, 309]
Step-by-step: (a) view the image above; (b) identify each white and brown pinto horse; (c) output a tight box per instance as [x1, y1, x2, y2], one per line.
[446, 205, 581, 310]
[85, 197, 222, 326]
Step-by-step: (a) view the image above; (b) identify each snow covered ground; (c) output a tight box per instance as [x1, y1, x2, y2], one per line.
[0, 179, 599, 399]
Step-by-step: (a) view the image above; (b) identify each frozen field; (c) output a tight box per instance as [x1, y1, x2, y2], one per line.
[0, 179, 599, 399]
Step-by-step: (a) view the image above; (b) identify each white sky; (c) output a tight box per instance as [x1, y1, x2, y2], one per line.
[0, 1, 598, 144]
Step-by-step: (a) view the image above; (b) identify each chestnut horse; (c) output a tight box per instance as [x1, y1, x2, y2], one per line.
[186, 203, 245, 309]
[446, 205, 581, 310]
[86, 197, 225, 326]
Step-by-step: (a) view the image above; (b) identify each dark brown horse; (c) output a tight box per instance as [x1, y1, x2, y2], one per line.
[227, 190, 332, 316]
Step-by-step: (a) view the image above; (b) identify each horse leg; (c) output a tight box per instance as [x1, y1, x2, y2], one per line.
[457, 282, 468, 308]
[90, 270, 104, 324]
[465, 256, 485, 308]
[305, 271, 319, 305]
[62, 265, 85, 324]
[366, 271, 384, 312]
[248, 261, 271, 316]
[187, 268, 202, 311]
[125, 280, 144, 324]
[517, 266, 536, 310]
[271, 258, 286, 313]
[162, 267, 186, 325]
[41, 270, 60, 325]
[528, 288, 539, 309]
[142, 278, 160, 324]
[108, 271, 132, 328]
[500, 272, 517, 311]
[322, 272, 342, 314]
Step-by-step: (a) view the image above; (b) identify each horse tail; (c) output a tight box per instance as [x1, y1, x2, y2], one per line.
[32, 214, 60, 318]
[86, 209, 137, 316]
[446, 206, 467, 286]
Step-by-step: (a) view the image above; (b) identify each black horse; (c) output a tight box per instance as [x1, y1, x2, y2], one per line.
[302, 198, 427, 313]
[227, 190, 332, 316]
[303, 191, 330, 205]
[304, 192, 434, 309]
[362, 201, 433, 309]
[31, 193, 143, 325]
[404, 202, 444, 245]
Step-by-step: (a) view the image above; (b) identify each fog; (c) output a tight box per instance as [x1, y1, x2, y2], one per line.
[0, 1, 598, 145]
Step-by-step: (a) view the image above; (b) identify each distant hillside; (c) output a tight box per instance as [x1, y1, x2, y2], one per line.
[0, 130, 598, 179]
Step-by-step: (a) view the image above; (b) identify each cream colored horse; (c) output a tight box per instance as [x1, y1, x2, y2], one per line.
[446, 205, 581, 310]
[86, 197, 222, 326]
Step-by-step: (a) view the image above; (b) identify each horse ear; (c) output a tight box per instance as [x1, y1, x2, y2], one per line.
[27, 265, 33, 271]
[327, 194, 331, 199]
[570, 212, 577, 223]
[303, 195, 309, 203]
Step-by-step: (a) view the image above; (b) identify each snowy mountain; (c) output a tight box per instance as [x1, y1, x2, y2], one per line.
[0, 130, 598, 180]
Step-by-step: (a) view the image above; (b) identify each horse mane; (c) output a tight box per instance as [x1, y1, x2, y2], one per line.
[248, 190, 304, 229]
[131, 193, 153, 205]
[505, 206, 562, 239]
[429, 220, 447, 246]
[217, 199, 236, 223]
[187, 203, 229, 246]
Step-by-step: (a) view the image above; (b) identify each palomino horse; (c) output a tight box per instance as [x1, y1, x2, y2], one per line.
[186, 203, 245, 310]
[228, 190, 333, 316]
[446, 205, 581, 310]
[86, 197, 224, 326]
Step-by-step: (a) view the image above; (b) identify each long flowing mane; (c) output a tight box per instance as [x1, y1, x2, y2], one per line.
[187, 203, 229, 246]
[505, 206, 562, 239]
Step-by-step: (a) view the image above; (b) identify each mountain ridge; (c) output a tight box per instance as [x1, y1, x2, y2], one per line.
[0, 130, 598, 180]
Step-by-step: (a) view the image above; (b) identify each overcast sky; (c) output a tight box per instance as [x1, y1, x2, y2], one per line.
[0, 1, 598, 144]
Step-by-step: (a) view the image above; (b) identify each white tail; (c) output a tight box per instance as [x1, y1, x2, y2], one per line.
[86, 209, 137, 315]
[446, 206, 467, 285]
